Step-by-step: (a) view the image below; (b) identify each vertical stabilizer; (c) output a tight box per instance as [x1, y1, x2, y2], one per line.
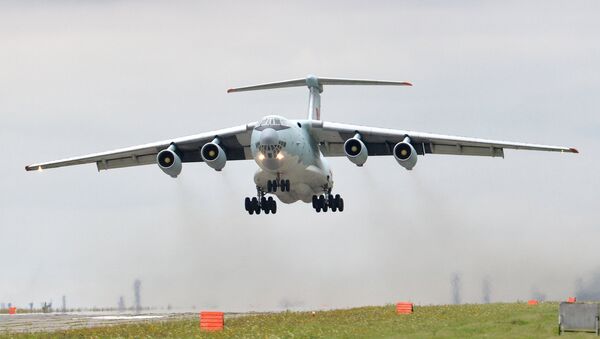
[306, 75, 322, 120]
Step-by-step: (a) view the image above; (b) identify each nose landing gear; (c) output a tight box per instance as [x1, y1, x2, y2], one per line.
[266, 179, 290, 192]
[245, 186, 277, 215]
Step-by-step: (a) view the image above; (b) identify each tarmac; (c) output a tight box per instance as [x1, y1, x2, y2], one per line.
[0, 311, 198, 333]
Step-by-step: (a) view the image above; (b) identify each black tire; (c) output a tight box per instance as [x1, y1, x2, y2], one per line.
[249, 208, 254, 215]
[318, 195, 325, 209]
[285, 180, 290, 192]
[245, 197, 251, 211]
[312, 195, 318, 208]
[322, 203, 328, 212]
[261, 197, 267, 206]
[272, 180, 278, 192]
[316, 206, 321, 213]
[251, 197, 260, 214]
[267, 181, 272, 192]
[268, 197, 277, 214]
[338, 198, 344, 212]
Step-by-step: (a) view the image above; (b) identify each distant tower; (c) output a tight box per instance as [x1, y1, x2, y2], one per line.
[451, 273, 462, 305]
[134, 279, 142, 313]
[482, 276, 491, 304]
[62, 295, 67, 313]
[29, 302, 34, 312]
[118, 296, 126, 312]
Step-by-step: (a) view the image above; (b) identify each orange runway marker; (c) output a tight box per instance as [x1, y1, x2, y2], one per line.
[396, 302, 414, 314]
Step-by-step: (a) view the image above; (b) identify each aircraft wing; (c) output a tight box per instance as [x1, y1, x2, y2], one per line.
[25, 123, 257, 172]
[312, 121, 578, 158]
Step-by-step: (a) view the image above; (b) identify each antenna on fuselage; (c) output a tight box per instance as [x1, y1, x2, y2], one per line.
[227, 75, 412, 121]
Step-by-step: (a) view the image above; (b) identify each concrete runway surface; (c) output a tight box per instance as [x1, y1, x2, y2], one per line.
[0, 311, 199, 333]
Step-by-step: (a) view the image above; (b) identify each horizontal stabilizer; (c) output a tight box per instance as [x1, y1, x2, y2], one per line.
[227, 75, 412, 93]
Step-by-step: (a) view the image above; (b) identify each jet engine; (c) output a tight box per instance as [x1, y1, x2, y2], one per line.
[393, 138, 417, 170]
[201, 140, 227, 171]
[344, 135, 368, 166]
[157, 145, 182, 178]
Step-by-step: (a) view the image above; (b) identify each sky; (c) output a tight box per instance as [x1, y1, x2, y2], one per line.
[0, 1, 599, 311]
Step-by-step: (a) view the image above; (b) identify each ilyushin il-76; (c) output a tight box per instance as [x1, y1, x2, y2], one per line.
[26, 75, 578, 214]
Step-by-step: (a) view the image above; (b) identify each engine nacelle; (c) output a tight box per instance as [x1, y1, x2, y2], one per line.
[201, 141, 227, 171]
[344, 137, 368, 166]
[393, 141, 417, 170]
[157, 145, 182, 178]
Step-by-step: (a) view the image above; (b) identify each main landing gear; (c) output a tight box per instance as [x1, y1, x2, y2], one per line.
[312, 191, 344, 213]
[245, 186, 277, 215]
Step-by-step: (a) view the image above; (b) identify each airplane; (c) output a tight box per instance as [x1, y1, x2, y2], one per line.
[26, 75, 578, 215]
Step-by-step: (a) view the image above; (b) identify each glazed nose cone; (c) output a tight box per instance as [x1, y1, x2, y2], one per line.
[260, 128, 279, 146]
[259, 128, 281, 171]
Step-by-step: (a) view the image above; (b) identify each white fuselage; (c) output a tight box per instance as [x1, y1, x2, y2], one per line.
[250, 115, 332, 204]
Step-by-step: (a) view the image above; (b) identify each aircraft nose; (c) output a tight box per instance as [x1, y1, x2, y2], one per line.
[260, 128, 279, 146]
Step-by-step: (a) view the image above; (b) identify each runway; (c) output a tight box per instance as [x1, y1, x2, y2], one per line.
[0, 311, 197, 333]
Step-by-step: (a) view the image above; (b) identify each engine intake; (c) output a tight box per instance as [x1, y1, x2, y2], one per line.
[201, 139, 227, 171]
[393, 138, 417, 170]
[344, 135, 368, 166]
[157, 145, 182, 178]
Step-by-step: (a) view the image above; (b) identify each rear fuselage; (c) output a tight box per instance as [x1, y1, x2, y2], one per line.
[250, 115, 332, 203]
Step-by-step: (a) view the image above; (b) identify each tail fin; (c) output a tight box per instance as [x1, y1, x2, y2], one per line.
[227, 75, 412, 120]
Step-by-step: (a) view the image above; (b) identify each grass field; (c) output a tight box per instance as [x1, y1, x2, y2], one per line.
[0, 302, 593, 338]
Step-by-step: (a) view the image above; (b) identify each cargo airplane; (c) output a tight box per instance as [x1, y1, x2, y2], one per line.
[26, 75, 578, 214]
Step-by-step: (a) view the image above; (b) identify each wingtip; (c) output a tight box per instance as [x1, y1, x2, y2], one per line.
[25, 165, 34, 171]
[404, 82, 413, 86]
[569, 147, 579, 154]
[227, 88, 234, 93]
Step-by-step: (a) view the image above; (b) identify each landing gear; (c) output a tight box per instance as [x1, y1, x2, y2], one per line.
[312, 191, 344, 213]
[266, 179, 290, 192]
[245, 187, 277, 215]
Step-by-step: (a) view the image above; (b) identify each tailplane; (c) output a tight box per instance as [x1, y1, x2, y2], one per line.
[227, 75, 412, 120]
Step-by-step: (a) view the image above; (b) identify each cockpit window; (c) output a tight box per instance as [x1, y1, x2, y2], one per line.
[256, 116, 291, 131]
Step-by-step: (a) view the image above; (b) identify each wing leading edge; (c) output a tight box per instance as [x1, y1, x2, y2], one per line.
[312, 121, 578, 158]
[25, 123, 257, 172]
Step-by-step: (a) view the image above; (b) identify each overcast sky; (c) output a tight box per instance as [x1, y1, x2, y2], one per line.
[1, 1, 599, 311]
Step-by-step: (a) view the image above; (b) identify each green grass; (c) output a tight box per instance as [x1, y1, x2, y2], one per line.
[1, 302, 593, 338]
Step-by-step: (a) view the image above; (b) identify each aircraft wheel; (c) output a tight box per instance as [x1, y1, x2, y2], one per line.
[282, 180, 290, 192]
[338, 198, 344, 212]
[267, 181, 273, 192]
[268, 197, 277, 214]
[328, 195, 335, 212]
[245, 197, 251, 211]
[312, 195, 318, 208]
